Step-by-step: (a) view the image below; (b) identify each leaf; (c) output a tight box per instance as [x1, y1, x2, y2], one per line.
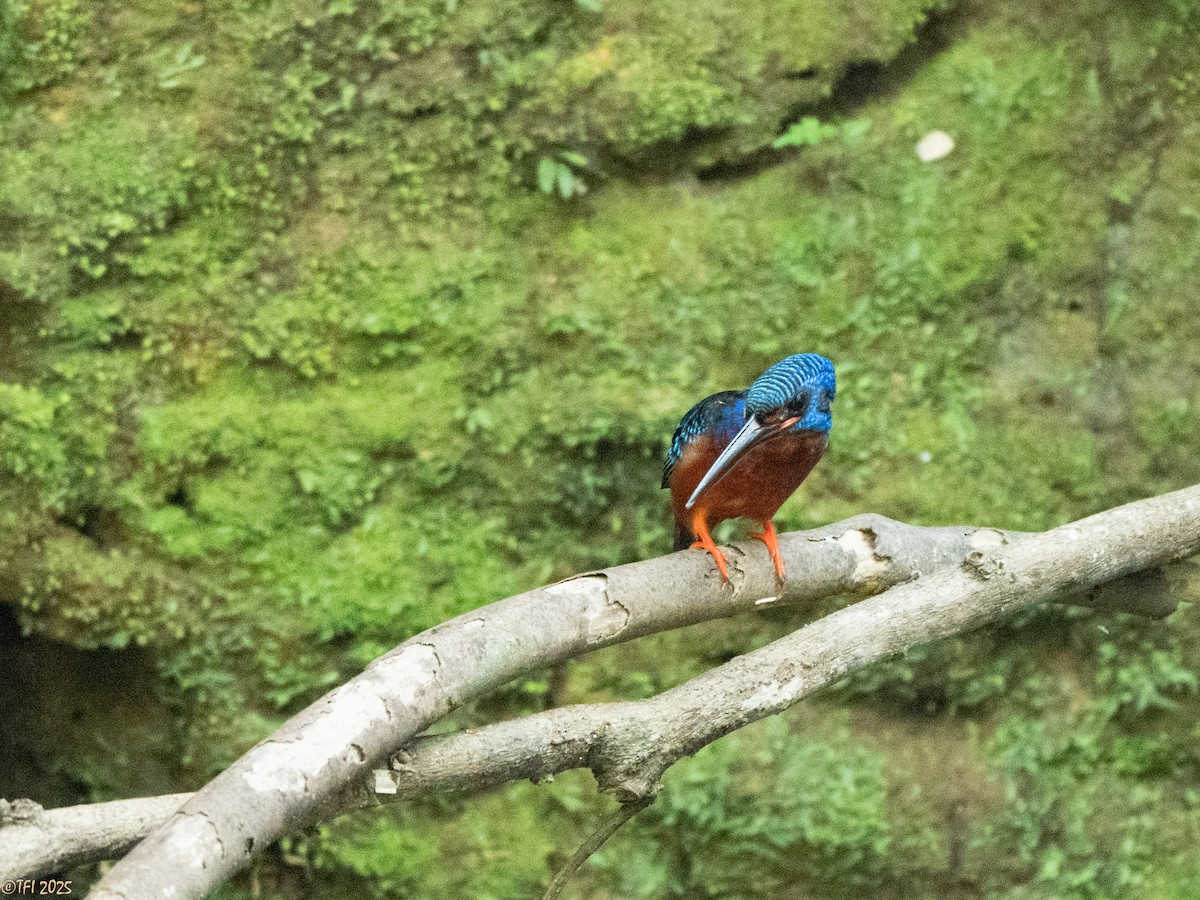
[772, 116, 841, 149]
[557, 165, 581, 198]
[536, 157, 557, 194]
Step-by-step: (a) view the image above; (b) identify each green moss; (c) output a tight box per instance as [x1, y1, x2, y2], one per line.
[311, 785, 557, 898]
[0, 112, 195, 296]
[595, 718, 935, 899]
[1, 0, 90, 90]
[533, 0, 944, 161]
[0, 380, 66, 503]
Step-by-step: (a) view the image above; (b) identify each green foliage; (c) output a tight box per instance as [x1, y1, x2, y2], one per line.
[772, 115, 873, 151]
[536, 154, 588, 198]
[149, 43, 206, 91]
[978, 716, 1169, 898]
[1094, 630, 1199, 718]
[772, 116, 839, 148]
[0, 0, 89, 90]
[0, 381, 65, 504]
[0, 114, 195, 293]
[310, 786, 556, 899]
[312, 815, 441, 896]
[595, 719, 919, 898]
[0, 0, 20, 82]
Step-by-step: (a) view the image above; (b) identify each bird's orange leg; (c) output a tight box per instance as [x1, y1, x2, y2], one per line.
[689, 512, 731, 582]
[751, 520, 786, 582]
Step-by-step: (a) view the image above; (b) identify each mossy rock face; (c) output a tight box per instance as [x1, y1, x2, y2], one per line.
[527, 0, 947, 165]
[5, 0, 1200, 895]
[162, 0, 948, 223]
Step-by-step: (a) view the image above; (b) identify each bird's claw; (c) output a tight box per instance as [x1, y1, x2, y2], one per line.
[751, 521, 787, 586]
[689, 539, 732, 583]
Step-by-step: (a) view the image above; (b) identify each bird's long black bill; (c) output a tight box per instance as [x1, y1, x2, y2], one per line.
[684, 415, 797, 510]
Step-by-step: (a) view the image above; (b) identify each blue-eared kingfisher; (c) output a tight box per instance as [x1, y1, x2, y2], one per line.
[662, 354, 836, 582]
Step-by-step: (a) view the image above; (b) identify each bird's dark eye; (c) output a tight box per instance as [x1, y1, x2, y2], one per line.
[785, 390, 811, 419]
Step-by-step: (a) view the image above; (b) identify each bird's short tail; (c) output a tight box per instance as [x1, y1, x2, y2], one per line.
[673, 522, 695, 552]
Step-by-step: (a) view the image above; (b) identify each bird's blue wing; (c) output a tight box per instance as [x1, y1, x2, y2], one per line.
[662, 390, 746, 488]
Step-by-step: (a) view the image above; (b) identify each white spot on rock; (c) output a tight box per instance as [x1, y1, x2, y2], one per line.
[242, 744, 308, 795]
[585, 599, 629, 643]
[544, 578, 591, 596]
[916, 130, 954, 162]
[755, 596, 778, 606]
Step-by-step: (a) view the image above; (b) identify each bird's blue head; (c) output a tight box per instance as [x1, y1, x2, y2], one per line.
[745, 353, 836, 435]
[684, 353, 836, 509]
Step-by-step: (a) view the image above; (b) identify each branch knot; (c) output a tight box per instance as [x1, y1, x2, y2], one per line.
[611, 777, 660, 804]
[962, 549, 1005, 581]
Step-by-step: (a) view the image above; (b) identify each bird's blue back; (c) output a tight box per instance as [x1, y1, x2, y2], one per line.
[661, 390, 746, 488]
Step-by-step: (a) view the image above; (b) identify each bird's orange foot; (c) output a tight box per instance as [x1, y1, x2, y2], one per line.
[690, 539, 731, 583]
[750, 520, 786, 583]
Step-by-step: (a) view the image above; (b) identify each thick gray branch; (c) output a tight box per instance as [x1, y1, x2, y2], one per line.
[31, 491, 1196, 895]
[0, 797, 193, 881]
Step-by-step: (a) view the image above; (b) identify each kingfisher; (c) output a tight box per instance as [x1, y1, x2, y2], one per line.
[662, 354, 835, 583]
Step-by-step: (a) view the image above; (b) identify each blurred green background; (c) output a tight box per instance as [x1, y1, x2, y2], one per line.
[3, 0, 1200, 896]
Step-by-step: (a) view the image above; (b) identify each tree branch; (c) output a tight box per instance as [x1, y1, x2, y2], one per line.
[0, 548, 1173, 879]
[0, 797, 194, 881]
[541, 796, 653, 900]
[7, 493, 1194, 893]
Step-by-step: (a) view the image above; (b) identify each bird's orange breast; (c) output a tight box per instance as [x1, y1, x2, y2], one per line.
[670, 430, 828, 528]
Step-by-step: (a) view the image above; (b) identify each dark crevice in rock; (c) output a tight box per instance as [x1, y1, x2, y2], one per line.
[165, 486, 193, 511]
[97, 329, 146, 353]
[820, 3, 967, 114]
[55, 505, 126, 550]
[694, 1, 969, 185]
[693, 146, 791, 185]
[0, 605, 174, 804]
